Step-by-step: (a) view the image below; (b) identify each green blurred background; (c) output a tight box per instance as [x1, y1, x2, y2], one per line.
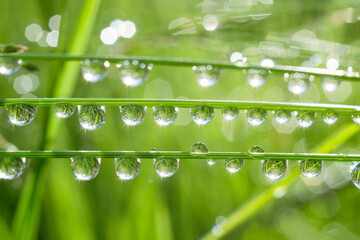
[1, 0, 360, 239]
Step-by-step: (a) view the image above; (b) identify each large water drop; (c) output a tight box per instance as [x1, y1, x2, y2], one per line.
[120, 105, 146, 126]
[296, 111, 316, 128]
[322, 76, 339, 92]
[6, 104, 37, 126]
[193, 65, 220, 87]
[71, 157, 101, 181]
[0, 58, 21, 75]
[274, 109, 291, 124]
[117, 60, 152, 87]
[224, 158, 244, 173]
[0, 157, 28, 180]
[222, 107, 239, 120]
[153, 106, 178, 126]
[114, 157, 140, 180]
[80, 59, 108, 82]
[191, 105, 215, 125]
[262, 159, 287, 180]
[299, 159, 323, 178]
[351, 162, 360, 189]
[246, 108, 267, 126]
[54, 104, 76, 118]
[243, 68, 269, 87]
[78, 105, 106, 130]
[322, 111, 338, 125]
[285, 72, 310, 95]
[154, 157, 179, 178]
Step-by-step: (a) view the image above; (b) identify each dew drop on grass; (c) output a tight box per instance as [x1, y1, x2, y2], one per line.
[192, 65, 220, 87]
[0, 157, 27, 180]
[351, 113, 360, 124]
[0, 58, 22, 75]
[153, 157, 179, 178]
[80, 59, 108, 83]
[274, 109, 291, 124]
[248, 145, 264, 153]
[153, 106, 178, 126]
[191, 105, 215, 125]
[296, 111, 315, 128]
[262, 159, 287, 180]
[322, 76, 339, 92]
[224, 158, 244, 173]
[120, 105, 146, 126]
[114, 157, 140, 180]
[222, 107, 239, 120]
[71, 157, 101, 181]
[189, 142, 216, 165]
[243, 68, 269, 87]
[322, 111, 339, 125]
[350, 162, 360, 189]
[246, 108, 267, 126]
[285, 72, 310, 95]
[78, 105, 106, 130]
[299, 159, 323, 178]
[6, 104, 37, 126]
[116, 60, 152, 87]
[54, 104, 76, 118]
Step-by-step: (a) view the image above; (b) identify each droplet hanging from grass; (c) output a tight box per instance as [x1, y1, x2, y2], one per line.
[299, 159, 322, 178]
[322, 111, 338, 125]
[191, 105, 215, 125]
[192, 65, 220, 87]
[322, 76, 339, 92]
[153, 157, 179, 178]
[351, 113, 360, 124]
[0, 58, 22, 75]
[274, 109, 291, 124]
[296, 111, 315, 128]
[54, 104, 76, 118]
[285, 72, 310, 95]
[0, 157, 27, 180]
[152, 106, 178, 126]
[246, 108, 267, 126]
[224, 158, 244, 173]
[120, 105, 146, 126]
[116, 60, 152, 87]
[243, 68, 269, 87]
[190, 142, 216, 165]
[78, 105, 106, 130]
[71, 157, 101, 181]
[350, 162, 360, 189]
[222, 107, 239, 120]
[262, 159, 287, 180]
[6, 104, 37, 126]
[114, 157, 140, 180]
[80, 59, 108, 83]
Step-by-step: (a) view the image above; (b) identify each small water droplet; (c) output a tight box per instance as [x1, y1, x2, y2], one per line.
[299, 159, 322, 178]
[351, 162, 360, 189]
[0, 58, 21, 75]
[6, 104, 37, 126]
[322, 76, 339, 92]
[285, 72, 310, 95]
[114, 157, 140, 180]
[243, 68, 269, 87]
[193, 65, 220, 87]
[274, 109, 291, 124]
[296, 111, 316, 128]
[80, 59, 108, 83]
[246, 108, 267, 126]
[224, 158, 244, 173]
[0, 157, 27, 180]
[120, 105, 146, 126]
[222, 107, 239, 120]
[322, 111, 338, 125]
[71, 157, 101, 181]
[191, 105, 215, 125]
[78, 105, 106, 130]
[262, 159, 287, 180]
[248, 146, 264, 153]
[153, 157, 179, 178]
[150, 148, 159, 153]
[351, 113, 360, 124]
[153, 106, 178, 126]
[54, 104, 76, 118]
[190, 142, 215, 165]
[117, 60, 152, 87]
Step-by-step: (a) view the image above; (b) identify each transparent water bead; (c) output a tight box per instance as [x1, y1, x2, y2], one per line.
[116, 60, 152, 87]
[274, 109, 291, 124]
[120, 105, 146, 126]
[0, 157, 27, 180]
[246, 108, 267, 126]
[153, 106, 178, 126]
[224, 158, 244, 173]
[153, 157, 179, 178]
[296, 111, 316, 128]
[114, 157, 140, 180]
[351, 113, 360, 124]
[222, 107, 239, 120]
[189, 142, 215, 165]
[192, 65, 221, 87]
[262, 159, 287, 180]
[243, 68, 269, 87]
[54, 104, 76, 118]
[71, 157, 101, 181]
[285, 72, 310, 95]
[191, 105, 215, 125]
[0, 58, 22, 75]
[6, 104, 37, 126]
[322, 76, 340, 92]
[80, 59, 108, 83]
[299, 159, 323, 178]
[78, 105, 106, 130]
[350, 162, 360, 189]
[322, 111, 339, 125]
[248, 146, 264, 153]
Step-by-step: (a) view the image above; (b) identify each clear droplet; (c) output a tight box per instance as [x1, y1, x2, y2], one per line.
[224, 158, 244, 173]
[0, 157, 27, 180]
[322, 111, 339, 125]
[116, 60, 152, 87]
[299, 159, 323, 178]
[0, 58, 22, 75]
[114, 157, 140, 180]
[192, 65, 221, 87]
[189, 142, 215, 165]
[153, 106, 178, 126]
[274, 109, 291, 124]
[243, 68, 269, 87]
[296, 111, 316, 128]
[120, 105, 146, 126]
[71, 157, 101, 181]
[350, 162, 360, 189]
[80, 59, 108, 83]
[261, 159, 287, 180]
[153, 157, 179, 178]
[78, 105, 106, 130]
[6, 104, 37, 126]
[246, 108, 267, 126]
[351, 113, 360, 124]
[285, 72, 310, 95]
[322, 76, 339, 92]
[54, 104, 76, 118]
[191, 105, 215, 125]
[222, 107, 239, 120]
[248, 145, 264, 153]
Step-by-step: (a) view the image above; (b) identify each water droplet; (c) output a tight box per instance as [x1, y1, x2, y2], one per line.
[114, 157, 140, 180]
[0, 58, 21, 75]
[80, 59, 108, 82]
[71, 157, 101, 181]
[191, 105, 215, 125]
[189, 142, 215, 165]
[193, 65, 220, 87]
[6, 104, 37, 126]
[78, 105, 106, 130]
[351, 162, 360, 189]
[246, 108, 267, 126]
[248, 145, 264, 153]
[262, 159, 287, 180]
[351, 113, 360, 124]
[322, 76, 339, 92]
[222, 107, 239, 120]
[299, 159, 322, 178]
[322, 111, 338, 125]
[274, 109, 291, 124]
[0, 157, 27, 180]
[116, 60, 152, 87]
[153, 157, 179, 178]
[296, 111, 316, 128]
[153, 106, 178, 126]
[120, 105, 146, 126]
[243, 68, 269, 87]
[53, 104, 76, 118]
[285, 72, 310, 95]
[224, 158, 244, 173]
